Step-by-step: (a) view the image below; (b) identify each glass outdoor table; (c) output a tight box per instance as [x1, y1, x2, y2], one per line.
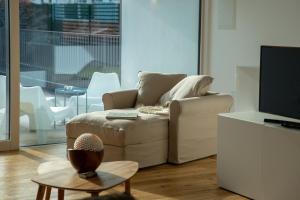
[55, 87, 87, 115]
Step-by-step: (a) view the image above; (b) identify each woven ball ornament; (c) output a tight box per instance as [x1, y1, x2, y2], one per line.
[74, 133, 104, 152]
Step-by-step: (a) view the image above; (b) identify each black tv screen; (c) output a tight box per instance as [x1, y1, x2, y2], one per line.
[259, 46, 300, 119]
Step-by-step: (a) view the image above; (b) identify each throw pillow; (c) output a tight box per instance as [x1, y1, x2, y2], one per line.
[138, 106, 169, 116]
[159, 75, 213, 106]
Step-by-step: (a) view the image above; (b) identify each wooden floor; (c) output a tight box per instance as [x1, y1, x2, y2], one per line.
[0, 144, 248, 200]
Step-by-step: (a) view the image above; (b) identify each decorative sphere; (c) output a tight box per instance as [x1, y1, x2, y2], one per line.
[74, 133, 104, 152]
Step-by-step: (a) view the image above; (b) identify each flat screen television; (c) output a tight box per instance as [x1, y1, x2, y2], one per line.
[259, 45, 300, 120]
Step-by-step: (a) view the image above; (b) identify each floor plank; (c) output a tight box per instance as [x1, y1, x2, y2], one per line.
[0, 144, 248, 200]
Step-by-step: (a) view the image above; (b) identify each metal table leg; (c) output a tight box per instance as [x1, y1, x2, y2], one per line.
[86, 92, 88, 113]
[77, 95, 79, 115]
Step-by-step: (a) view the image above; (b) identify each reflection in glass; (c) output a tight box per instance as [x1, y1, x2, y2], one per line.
[0, 0, 9, 141]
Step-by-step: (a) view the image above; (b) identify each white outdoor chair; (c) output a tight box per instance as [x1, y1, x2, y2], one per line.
[0, 75, 6, 109]
[68, 72, 121, 114]
[0, 76, 7, 136]
[0, 108, 6, 138]
[20, 86, 74, 131]
[1, 75, 55, 109]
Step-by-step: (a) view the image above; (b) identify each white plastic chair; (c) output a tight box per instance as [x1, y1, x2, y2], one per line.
[20, 86, 74, 131]
[68, 72, 121, 114]
[0, 75, 6, 109]
[0, 108, 6, 138]
[0, 76, 7, 136]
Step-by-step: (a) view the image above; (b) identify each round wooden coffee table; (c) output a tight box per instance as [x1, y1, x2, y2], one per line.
[31, 160, 139, 200]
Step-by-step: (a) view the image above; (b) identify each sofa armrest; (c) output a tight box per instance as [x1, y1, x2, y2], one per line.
[102, 89, 138, 110]
[169, 94, 233, 116]
[168, 94, 233, 164]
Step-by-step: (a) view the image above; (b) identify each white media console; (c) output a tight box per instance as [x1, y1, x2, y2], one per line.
[217, 111, 300, 200]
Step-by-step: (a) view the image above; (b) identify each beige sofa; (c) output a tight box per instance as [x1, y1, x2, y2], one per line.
[66, 73, 233, 167]
[103, 90, 233, 164]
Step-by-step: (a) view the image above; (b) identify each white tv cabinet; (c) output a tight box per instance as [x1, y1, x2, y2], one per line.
[218, 111, 300, 200]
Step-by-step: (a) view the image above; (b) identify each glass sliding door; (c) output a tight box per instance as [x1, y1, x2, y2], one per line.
[19, 0, 121, 146]
[0, 0, 9, 141]
[0, 1, 20, 151]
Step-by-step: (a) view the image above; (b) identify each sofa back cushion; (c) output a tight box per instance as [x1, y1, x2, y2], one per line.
[136, 72, 186, 107]
[159, 75, 213, 106]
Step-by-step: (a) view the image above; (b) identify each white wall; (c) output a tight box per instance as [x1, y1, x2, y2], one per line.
[205, 0, 300, 96]
[121, 0, 199, 88]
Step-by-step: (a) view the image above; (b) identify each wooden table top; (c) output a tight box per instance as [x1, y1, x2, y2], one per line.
[31, 160, 139, 193]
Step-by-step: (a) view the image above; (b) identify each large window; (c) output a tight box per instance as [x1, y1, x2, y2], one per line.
[19, 0, 121, 146]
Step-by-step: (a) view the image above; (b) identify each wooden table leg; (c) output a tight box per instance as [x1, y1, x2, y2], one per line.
[58, 189, 64, 200]
[45, 186, 51, 200]
[36, 185, 46, 200]
[90, 192, 99, 197]
[125, 179, 131, 195]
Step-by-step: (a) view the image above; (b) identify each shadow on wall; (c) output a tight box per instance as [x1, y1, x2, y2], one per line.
[235, 66, 260, 112]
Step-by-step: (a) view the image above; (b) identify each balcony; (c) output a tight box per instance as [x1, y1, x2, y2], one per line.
[17, 29, 121, 146]
[20, 29, 121, 90]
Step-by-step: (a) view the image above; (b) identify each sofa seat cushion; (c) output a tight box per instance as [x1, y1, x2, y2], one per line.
[66, 109, 169, 147]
